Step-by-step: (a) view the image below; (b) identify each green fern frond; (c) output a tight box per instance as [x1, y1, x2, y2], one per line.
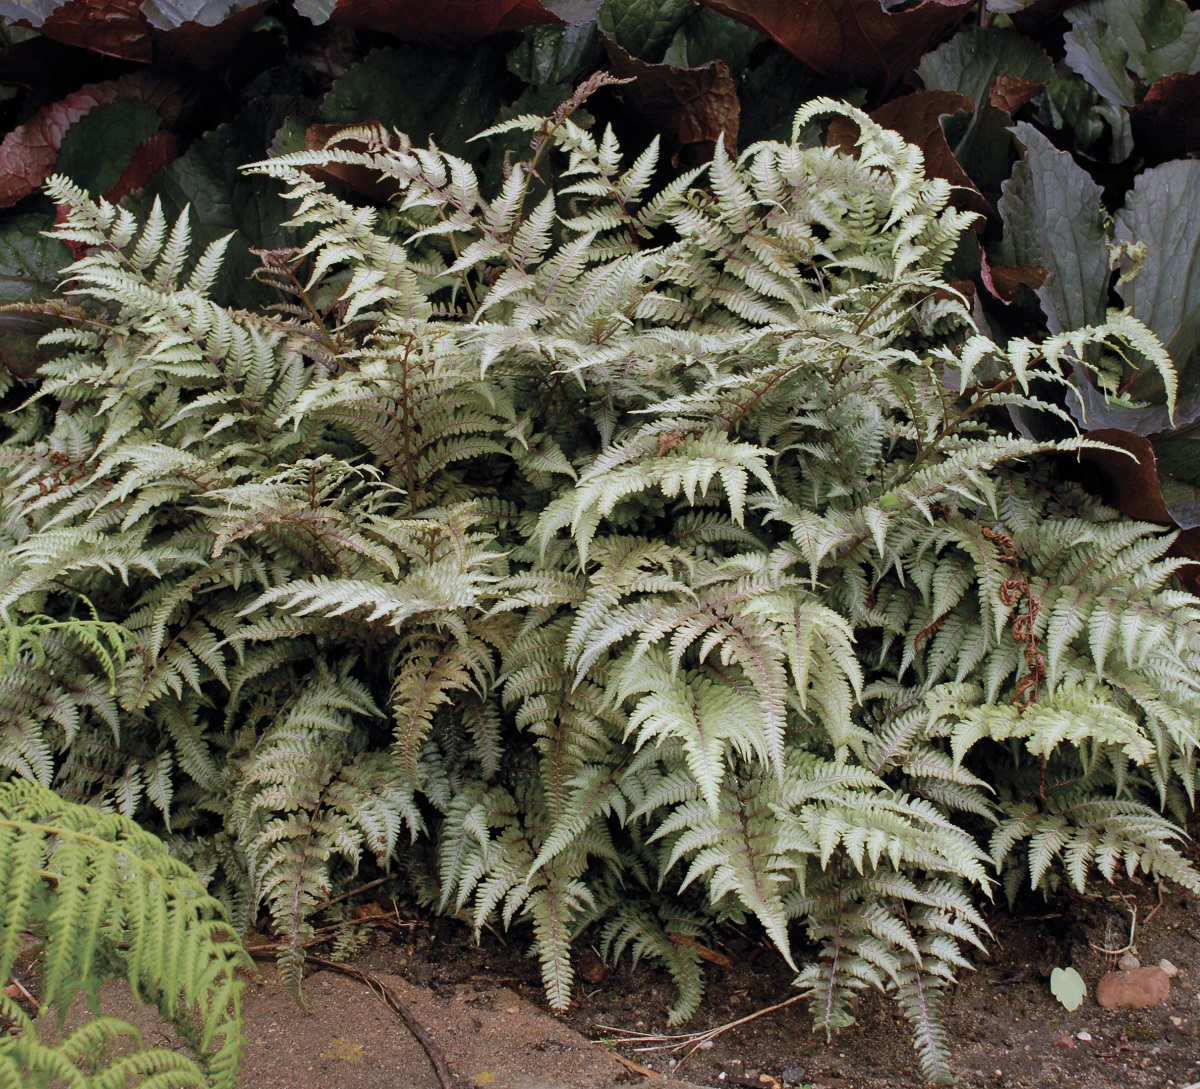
[0, 779, 248, 1088]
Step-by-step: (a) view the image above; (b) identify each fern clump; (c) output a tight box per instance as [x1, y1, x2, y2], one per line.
[2, 93, 1198, 1082]
[0, 779, 248, 1088]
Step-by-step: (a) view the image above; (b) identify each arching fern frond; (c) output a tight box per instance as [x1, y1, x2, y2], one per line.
[0, 779, 248, 1089]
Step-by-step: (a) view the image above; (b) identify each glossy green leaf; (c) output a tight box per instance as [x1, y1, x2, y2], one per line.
[1037, 69, 1133, 163]
[997, 122, 1109, 334]
[918, 26, 1053, 106]
[660, 6, 761, 71]
[0, 212, 70, 304]
[320, 45, 507, 158]
[1064, 0, 1200, 105]
[918, 28, 1053, 201]
[598, 0, 692, 61]
[508, 21, 601, 86]
[55, 98, 164, 198]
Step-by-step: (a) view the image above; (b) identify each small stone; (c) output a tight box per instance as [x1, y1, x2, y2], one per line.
[1160, 959, 1179, 978]
[1171, 1016, 1183, 1027]
[577, 949, 607, 984]
[781, 1067, 807, 1086]
[1096, 967, 1172, 1010]
[1118, 953, 1141, 972]
[1076, 1031, 1092, 1042]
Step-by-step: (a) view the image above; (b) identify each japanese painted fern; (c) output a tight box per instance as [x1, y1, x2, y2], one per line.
[2, 95, 1198, 1083]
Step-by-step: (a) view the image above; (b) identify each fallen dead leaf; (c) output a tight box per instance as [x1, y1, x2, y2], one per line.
[697, 0, 973, 95]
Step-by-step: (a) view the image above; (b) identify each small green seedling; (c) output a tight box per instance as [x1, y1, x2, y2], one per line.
[1050, 966, 1087, 1011]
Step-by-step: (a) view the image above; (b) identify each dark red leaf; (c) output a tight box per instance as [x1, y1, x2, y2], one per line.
[1079, 428, 1173, 524]
[30, 0, 269, 67]
[1078, 431, 1200, 591]
[54, 203, 89, 262]
[696, 0, 974, 96]
[104, 130, 179, 204]
[327, 0, 563, 47]
[980, 246, 1047, 305]
[39, 0, 153, 62]
[1168, 528, 1200, 595]
[302, 123, 400, 202]
[945, 279, 976, 305]
[157, 1, 271, 68]
[827, 90, 988, 220]
[990, 75, 1046, 115]
[1131, 73, 1200, 166]
[0, 74, 184, 210]
[602, 38, 739, 165]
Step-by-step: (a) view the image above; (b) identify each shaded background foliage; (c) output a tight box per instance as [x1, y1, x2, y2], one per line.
[1, 0, 1198, 549]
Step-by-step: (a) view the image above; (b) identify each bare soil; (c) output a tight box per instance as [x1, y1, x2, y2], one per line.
[393, 878, 1200, 1089]
[22, 879, 1200, 1089]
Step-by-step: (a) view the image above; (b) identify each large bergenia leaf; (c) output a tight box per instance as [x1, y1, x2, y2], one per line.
[0, 74, 182, 209]
[295, 0, 598, 46]
[1069, 159, 1200, 440]
[696, 0, 974, 94]
[1115, 160, 1200, 378]
[0, 0, 262, 62]
[1064, 0, 1200, 105]
[319, 46, 508, 158]
[1131, 72, 1200, 163]
[1063, 160, 1200, 440]
[602, 37, 739, 164]
[0, 213, 71, 304]
[1053, 160, 1200, 522]
[140, 0, 258, 26]
[917, 26, 1052, 201]
[996, 122, 1109, 334]
[598, 0, 692, 60]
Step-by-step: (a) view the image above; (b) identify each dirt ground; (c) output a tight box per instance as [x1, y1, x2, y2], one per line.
[16, 878, 1200, 1089]
[392, 878, 1200, 1089]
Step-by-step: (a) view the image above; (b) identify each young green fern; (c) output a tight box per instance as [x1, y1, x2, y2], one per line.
[0, 779, 248, 1088]
[2, 96, 1199, 1084]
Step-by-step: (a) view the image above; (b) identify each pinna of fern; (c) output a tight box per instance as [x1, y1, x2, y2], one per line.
[0, 95, 1198, 1084]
